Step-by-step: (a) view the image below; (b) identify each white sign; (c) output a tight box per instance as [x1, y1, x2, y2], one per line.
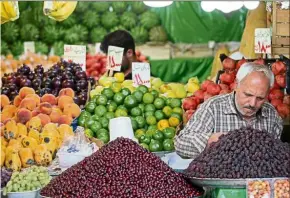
[254, 28, 271, 54]
[106, 46, 124, 71]
[24, 42, 35, 54]
[95, 43, 101, 54]
[132, 62, 151, 88]
[63, 45, 86, 71]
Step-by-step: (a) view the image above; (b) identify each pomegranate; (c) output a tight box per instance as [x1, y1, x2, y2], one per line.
[206, 83, 221, 95]
[253, 58, 265, 65]
[182, 98, 197, 110]
[204, 93, 213, 101]
[219, 72, 235, 85]
[236, 57, 247, 70]
[194, 90, 205, 102]
[222, 57, 236, 71]
[219, 83, 230, 90]
[268, 89, 284, 101]
[277, 103, 290, 119]
[230, 82, 237, 90]
[275, 74, 286, 88]
[271, 61, 286, 75]
[271, 81, 280, 90]
[201, 80, 214, 91]
[271, 99, 283, 108]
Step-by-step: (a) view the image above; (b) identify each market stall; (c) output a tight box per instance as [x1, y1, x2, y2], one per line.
[1, 1, 290, 198]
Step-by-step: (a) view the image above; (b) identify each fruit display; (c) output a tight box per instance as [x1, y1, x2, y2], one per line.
[247, 180, 271, 198]
[2, 166, 51, 195]
[40, 137, 203, 197]
[1, 60, 95, 106]
[185, 127, 290, 178]
[1, 168, 12, 188]
[274, 179, 290, 198]
[1, 2, 167, 57]
[1, 87, 81, 125]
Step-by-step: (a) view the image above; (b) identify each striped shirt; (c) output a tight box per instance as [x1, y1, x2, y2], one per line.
[174, 92, 283, 159]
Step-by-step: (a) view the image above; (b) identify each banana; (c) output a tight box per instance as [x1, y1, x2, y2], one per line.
[43, 1, 77, 22]
[1, 1, 19, 24]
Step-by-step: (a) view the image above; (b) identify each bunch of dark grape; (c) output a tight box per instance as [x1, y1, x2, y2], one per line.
[1, 168, 12, 188]
[41, 138, 203, 198]
[185, 127, 290, 179]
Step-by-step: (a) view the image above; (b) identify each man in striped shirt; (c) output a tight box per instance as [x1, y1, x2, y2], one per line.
[174, 63, 283, 159]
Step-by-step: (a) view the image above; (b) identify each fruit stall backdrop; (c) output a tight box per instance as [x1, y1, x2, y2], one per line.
[1, 1, 290, 197]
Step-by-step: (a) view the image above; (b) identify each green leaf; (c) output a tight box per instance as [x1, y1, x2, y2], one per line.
[1, 22, 19, 43]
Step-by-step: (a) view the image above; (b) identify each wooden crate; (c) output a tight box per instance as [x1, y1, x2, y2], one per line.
[272, 3, 290, 57]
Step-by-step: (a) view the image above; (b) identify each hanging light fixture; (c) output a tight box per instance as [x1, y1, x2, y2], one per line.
[143, 1, 173, 8]
[243, 1, 260, 10]
[201, 1, 216, 12]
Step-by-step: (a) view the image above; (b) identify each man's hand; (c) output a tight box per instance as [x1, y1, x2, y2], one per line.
[207, 132, 227, 146]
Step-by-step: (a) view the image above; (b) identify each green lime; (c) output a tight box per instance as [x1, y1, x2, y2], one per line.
[144, 111, 155, 118]
[153, 130, 164, 141]
[78, 116, 88, 127]
[139, 134, 151, 144]
[96, 95, 108, 106]
[138, 104, 145, 112]
[124, 95, 138, 109]
[111, 82, 122, 93]
[135, 129, 146, 139]
[84, 128, 94, 138]
[85, 118, 95, 128]
[143, 93, 154, 104]
[139, 143, 149, 150]
[120, 88, 131, 97]
[80, 111, 91, 118]
[154, 110, 165, 121]
[106, 101, 118, 112]
[105, 112, 115, 120]
[94, 105, 107, 117]
[91, 114, 100, 121]
[117, 105, 128, 112]
[130, 107, 142, 117]
[169, 98, 182, 108]
[163, 139, 174, 151]
[101, 88, 114, 100]
[97, 132, 110, 143]
[113, 92, 125, 105]
[146, 115, 157, 125]
[85, 102, 96, 113]
[148, 125, 157, 131]
[153, 97, 165, 110]
[115, 109, 128, 117]
[145, 129, 156, 138]
[163, 127, 175, 139]
[90, 95, 99, 104]
[165, 98, 172, 106]
[100, 117, 109, 129]
[90, 121, 102, 133]
[131, 119, 138, 130]
[145, 104, 156, 112]
[173, 107, 183, 115]
[137, 85, 149, 94]
[96, 128, 108, 136]
[150, 90, 159, 99]
[132, 91, 143, 103]
[149, 139, 163, 152]
[170, 112, 182, 121]
[135, 116, 146, 128]
[162, 106, 173, 118]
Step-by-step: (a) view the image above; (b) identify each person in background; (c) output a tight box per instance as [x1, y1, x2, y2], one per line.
[174, 62, 283, 159]
[100, 30, 137, 79]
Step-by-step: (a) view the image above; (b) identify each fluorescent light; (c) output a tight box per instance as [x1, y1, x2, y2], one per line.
[143, 1, 173, 8]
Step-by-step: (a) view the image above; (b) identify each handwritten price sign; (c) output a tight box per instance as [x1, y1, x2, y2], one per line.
[132, 62, 151, 88]
[64, 45, 86, 71]
[106, 46, 124, 71]
[255, 28, 271, 54]
[24, 42, 35, 54]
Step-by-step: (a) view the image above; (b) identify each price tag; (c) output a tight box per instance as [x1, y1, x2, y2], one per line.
[106, 46, 124, 71]
[132, 62, 151, 88]
[63, 45, 86, 71]
[95, 43, 101, 54]
[254, 28, 271, 54]
[24, 42, 35, 54]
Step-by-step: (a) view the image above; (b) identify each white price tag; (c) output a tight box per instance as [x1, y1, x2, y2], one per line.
[95, 43, 101, 54]
[106, 46, 124, 71]
[254, 28, 271, 54]
[24, 42, 35, 54]
[132, 62, 151, 88]
[63, 45, 86, 71]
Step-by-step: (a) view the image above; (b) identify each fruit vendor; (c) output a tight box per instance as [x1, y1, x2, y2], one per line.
[175, 63, 283, 159]
[100, 30, 138, 80]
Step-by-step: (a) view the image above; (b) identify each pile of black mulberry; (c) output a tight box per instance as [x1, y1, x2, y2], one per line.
[185, 127, 290, 179]
[41, 138, 203, 198]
